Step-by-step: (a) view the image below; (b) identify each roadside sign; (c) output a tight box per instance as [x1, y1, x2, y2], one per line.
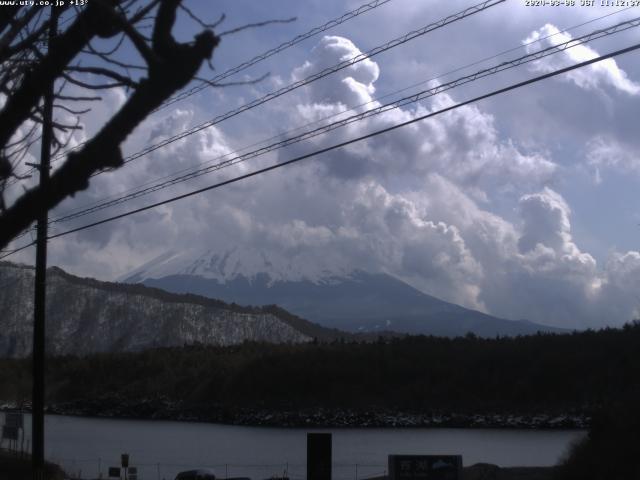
[388, 455, 462, 480]
[108, 466, 121, 477]
[121, 453, 129, 468]
[2, 426, 19, 440]
[5, 412, 23, 429]
[307, 433, 332, 480]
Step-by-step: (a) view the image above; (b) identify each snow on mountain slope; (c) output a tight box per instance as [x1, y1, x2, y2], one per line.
[122, 248, 569, 338]
[122, 246, 355, 286]
[0, 262, 326, 358]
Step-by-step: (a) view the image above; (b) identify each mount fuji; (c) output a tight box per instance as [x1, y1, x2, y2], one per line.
[122, 247, 567, 337]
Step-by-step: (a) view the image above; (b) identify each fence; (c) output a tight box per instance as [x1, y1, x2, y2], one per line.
[46, 458, 387, 480]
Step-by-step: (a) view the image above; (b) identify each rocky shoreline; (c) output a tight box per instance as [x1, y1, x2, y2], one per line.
[2, 397, 590, 429]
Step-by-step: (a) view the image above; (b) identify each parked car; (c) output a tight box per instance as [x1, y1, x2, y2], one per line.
[175, 469, 216, 480]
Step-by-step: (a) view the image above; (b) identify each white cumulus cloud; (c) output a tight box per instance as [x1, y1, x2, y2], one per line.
[586, 135, 640, 182]
[524, 24, 640, 95]
[11, 32, 640, 331]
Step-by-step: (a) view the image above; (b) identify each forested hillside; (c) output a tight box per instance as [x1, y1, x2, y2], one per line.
[0, 262, 343, 357]
[1, 323, 638, 427]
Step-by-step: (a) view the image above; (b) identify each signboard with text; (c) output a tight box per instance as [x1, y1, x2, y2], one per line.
[2, 426, 18, 440]
[307, 433, 332, 480]
[388, 455, 462, 480]
[5, 412, 23, 429]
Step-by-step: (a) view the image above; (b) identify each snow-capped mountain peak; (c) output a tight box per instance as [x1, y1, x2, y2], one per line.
[120, 248, 567, 338]
[121, 246, 356, 286]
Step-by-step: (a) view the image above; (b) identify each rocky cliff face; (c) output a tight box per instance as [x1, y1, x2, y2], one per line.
[0, 262, 313, 358]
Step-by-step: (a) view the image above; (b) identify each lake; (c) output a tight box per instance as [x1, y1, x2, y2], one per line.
[4, 413, 585, 480]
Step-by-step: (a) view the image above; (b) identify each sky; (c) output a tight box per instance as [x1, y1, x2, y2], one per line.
[5, 0, 640, 329]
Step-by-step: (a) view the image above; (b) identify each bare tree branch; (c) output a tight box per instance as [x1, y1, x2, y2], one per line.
[0, 16, 50, 63]
[0, 0, 289, 249]
[0, 2, 118, 151]
[94, 0, 162, 67]
[195, 71, 270, 88]
[61, 72, 131, 90]
[0, 7, 42, 62]
[81, 44, 147, 70]
[179, 5, 225, 30]
[128, 0, 162, 24]
[219, 17, 296, 37]
[4, 122, 39, 149]
[0, 6, 21, 35]
[55, 94, 102, 101]
[84, 31, 127, 57]
[64, 66, 140, 88]
[53, 104, 92, 115]
[0, 0, 220, 248]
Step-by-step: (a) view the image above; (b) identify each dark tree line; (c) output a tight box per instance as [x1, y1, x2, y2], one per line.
[3, 325, 639, 478]
[1, 322, 639, 414]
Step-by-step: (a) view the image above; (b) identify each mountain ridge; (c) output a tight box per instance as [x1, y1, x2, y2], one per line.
[121, 247, 355, 286]
[0, 261, 343, 358]
[123, 249, 569, 337]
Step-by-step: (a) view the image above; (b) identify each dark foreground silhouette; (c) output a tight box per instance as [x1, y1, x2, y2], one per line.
[554, 395, 640, 480]
[2, 323, 638, 426]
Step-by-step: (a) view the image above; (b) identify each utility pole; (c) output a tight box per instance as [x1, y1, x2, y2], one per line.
[32, 6, 58, 480]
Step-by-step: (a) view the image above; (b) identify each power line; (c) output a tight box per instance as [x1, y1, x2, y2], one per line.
[6, 0, 501, 192]
[4, 1, 630, 192]
[44, 16, 640, 226]
[1, 8, 92, 186]
[7, 9, 637, 245]
[369, 5, 636, 106]
[158, 0, 396, 111]
[46, 6, 636, 225]
[47, 0, 501, 184]
[4, 27, 638, 260]
[0, 242, 32, 260]
[30, 41, 640, 247]
[6, 0, 396, 182]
